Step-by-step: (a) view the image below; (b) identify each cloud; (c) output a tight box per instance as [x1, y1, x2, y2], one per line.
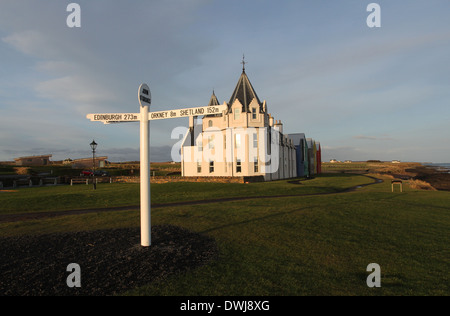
[35, 76, 117, 107]
[0, 1, 214, 161]
[353, 135, 394, 141]
[2, 30, 54, 57]
[1, 1, 450, 164]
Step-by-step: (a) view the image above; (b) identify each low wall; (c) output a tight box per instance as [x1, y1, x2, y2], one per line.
[0, 175, 61, 188]
[112, 175, 265, 184]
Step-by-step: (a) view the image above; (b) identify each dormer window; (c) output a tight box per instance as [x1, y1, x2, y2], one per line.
[252, 108, 257, 119]
[234, 108, 241, 120]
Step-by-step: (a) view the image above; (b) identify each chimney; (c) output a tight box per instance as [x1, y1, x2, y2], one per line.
[189, 116, 196, 146]
[274, 120, 283, 134]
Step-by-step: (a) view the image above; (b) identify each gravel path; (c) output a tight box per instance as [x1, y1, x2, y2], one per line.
[0, 225, 218, 296]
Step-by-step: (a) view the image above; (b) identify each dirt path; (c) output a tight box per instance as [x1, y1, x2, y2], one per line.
[0, 175, 382, 224]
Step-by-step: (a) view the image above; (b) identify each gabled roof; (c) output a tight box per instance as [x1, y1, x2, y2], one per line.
[287, 133, 306, 146]
[228, 69, 262, 113]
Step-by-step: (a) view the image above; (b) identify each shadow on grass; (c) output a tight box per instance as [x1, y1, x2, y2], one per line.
[199, 201, 350, 235]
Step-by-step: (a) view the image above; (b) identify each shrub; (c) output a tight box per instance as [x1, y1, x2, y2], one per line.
[14, 167, 29, 175]
[408, 179, 437, 191]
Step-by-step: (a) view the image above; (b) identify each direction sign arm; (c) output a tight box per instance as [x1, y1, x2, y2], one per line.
[86, 113, 141, 124]
[147, 104, 227, 121]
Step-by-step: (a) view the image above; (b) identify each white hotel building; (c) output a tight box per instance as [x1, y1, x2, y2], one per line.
[181, 66, 297, 181]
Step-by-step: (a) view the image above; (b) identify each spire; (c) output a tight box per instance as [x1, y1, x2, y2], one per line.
[241, 54, 247, 72]
[208, 90, 220, 107]
[228, 60, 262, 112]
[204, 90, 221, 118]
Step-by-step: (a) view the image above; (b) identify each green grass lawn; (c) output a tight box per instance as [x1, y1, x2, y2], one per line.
[0, 174, 372, 214]
[0, 174, 449, 295]
[137, 188, 449, 296]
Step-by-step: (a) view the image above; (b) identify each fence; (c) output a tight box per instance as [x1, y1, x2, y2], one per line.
[1, 175, 264, 188]
[0, 176, 61, 189]
[70, 177, 113, 186]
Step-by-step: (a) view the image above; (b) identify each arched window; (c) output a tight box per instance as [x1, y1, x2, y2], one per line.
[208, 120, 213, 127]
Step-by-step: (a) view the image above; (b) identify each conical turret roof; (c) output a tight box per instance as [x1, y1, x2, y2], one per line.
[204, 90, 221, 118]
[228, 69, 262, 113]
[208, 90, 220, 107]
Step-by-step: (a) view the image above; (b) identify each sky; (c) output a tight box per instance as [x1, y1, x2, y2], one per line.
[0, 0, 449, 163]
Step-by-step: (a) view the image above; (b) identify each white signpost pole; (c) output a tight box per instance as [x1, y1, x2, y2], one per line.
[138, 84, 151, 247]
[86, 85, 226, 247]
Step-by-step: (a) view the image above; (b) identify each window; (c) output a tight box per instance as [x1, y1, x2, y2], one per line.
[236, 159, 242, 173]
[252, 108, 257, 119]
[234, 108, 241, 120]
[254, 157, 259, 173]
[224, 135, 227, 149]
[208, 135, 214, 149]
[253, 133, 258, 148]
[208, 120, 213, 128]
[209, 161, 214, 173]
[235, 134, 241, 149]
[197, 140, 203, 152]
[197, 162, 202, 173]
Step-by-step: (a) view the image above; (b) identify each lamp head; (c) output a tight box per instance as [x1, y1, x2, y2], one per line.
[90, 140, 98, 151]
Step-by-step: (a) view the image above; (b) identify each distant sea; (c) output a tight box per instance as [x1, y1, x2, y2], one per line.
[423, 163, 450, 173]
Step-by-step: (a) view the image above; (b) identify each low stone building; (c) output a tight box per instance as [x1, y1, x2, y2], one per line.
[70, 156, 109, 169]
[14, 155, 52, 166]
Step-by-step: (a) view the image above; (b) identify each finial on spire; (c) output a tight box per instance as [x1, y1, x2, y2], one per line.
[241, 54, 247, 72]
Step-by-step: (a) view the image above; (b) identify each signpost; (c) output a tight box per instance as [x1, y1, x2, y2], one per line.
[138, 84, 151, 247]
[86, 84, 227, 247]
[86, 113, 140, 124]
[149, 105, 226, 121]
[86, 105, 227, 124]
